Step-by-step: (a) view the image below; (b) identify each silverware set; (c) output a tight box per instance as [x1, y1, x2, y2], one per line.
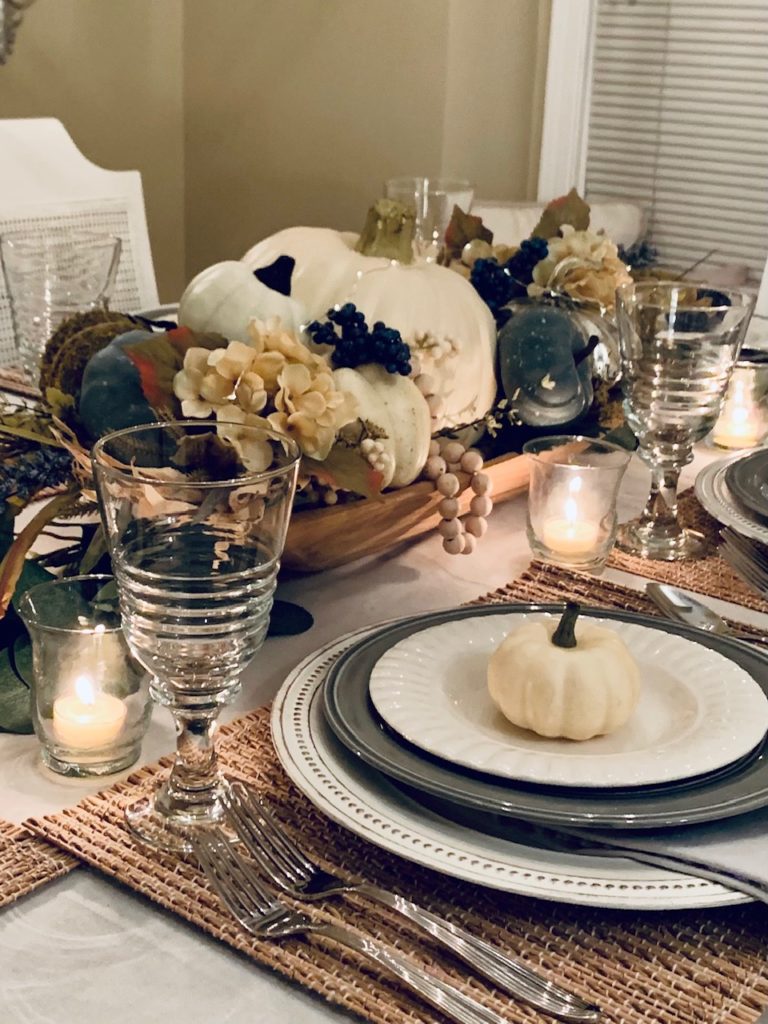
[721, 527, 768, 599]
[190, 781, 601, 1023]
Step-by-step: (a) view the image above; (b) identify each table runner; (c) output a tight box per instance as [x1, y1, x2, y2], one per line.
[606, 489, 768, 614]
[0, 819, 76, 908]
[24, 566, 768, 1024]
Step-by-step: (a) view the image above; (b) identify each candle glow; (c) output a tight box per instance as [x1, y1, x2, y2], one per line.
[52, 673, 127, 750]
[540, 475, 601, 558]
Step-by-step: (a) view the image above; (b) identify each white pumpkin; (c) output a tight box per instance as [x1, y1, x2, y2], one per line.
[487, 604, 641, 741]
[332, 365, 431, 488]
[242, 225, 498, 432]
[178, 260, 306, 340]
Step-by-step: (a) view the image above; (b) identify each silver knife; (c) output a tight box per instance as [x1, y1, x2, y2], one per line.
[645, 582, 768, 645]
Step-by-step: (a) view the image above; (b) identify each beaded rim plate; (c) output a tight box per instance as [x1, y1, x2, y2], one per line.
[271, 625, 747, 910]
[695, 453, 768, 544]
[368, 612, 768, 787]
[724, 450, 768, 521]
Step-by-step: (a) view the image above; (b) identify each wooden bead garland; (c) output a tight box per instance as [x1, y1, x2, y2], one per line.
[422, 438, 494, 555]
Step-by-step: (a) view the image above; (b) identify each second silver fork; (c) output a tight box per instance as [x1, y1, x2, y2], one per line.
[222, 781, 600, 1023]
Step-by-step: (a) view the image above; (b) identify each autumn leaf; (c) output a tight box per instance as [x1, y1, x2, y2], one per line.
[532, 188, 591, 239]
[442, 206, 493, 265]
[303, 445, 384, 500]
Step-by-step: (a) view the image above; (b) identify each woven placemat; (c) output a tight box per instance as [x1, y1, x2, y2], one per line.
[607, 488, 768, 614]
[24, 568, 768, 1024]
[0, 819, 76, 908]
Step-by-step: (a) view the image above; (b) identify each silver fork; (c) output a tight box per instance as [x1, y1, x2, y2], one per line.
[721, 530, 768, 597]
[222, 782, 601, 1023]
[193, 830, 515, 1024]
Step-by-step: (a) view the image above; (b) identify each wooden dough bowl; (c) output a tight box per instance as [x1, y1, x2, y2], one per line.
[283, 451, 530, 573]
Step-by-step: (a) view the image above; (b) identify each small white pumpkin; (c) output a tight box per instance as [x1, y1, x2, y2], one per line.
[242, 204, 497, 433]
[487, 603, 641, 740]
[178, 260, 306, 340]
[332, 365, 431, 488]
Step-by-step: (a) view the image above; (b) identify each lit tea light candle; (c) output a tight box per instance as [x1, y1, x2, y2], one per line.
[541, 476, 600, 557]
[52, 674, 127, 750]
[713, 403, 763, 449]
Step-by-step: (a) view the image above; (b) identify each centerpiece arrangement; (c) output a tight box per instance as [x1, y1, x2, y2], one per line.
[0, 190, 639, 731]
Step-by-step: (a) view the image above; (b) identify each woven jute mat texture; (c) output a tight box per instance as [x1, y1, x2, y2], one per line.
[24, 566, 768, 1024]
[0, 819, 75, 908]
[606, 488, 768, 614]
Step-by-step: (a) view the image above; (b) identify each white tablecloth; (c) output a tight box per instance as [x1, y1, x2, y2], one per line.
[0, 450, 765, 1023]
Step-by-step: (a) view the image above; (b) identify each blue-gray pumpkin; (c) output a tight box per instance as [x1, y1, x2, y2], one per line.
[498, 305, 594, 427]
[78, 329, 157, 439]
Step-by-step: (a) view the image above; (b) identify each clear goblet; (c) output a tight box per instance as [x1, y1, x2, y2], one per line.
[615, 281, 755, 560]
[92, 420, 300, 852]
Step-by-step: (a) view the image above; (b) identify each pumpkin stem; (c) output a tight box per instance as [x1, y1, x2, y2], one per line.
[552, 601, 580, 649]
[355, 199, 416, 264]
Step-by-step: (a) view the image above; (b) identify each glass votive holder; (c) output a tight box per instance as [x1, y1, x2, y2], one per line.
[18, 574, 151, 778]
[523, 435, 632, 572]
[711, 350, 768, 450]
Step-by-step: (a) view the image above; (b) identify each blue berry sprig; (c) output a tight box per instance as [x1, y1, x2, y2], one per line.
[307, 303, 412, 375]
[470, 237, 550, 320]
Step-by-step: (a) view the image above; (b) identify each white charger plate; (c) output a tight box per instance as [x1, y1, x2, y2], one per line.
[368, 613, 768, 788]
[695, 453, 768, 545]
[271, 626, 748, 911]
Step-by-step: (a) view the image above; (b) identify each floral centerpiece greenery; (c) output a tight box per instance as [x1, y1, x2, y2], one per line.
[0, 188, 642, 732]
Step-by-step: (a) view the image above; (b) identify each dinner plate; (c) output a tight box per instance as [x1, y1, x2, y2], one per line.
[695, 454, 768, 544]
[324, 603, 768, 829]
[369, 612, 768, 787]
[724, 449, 768, 520]
[271, 626, 748, 910]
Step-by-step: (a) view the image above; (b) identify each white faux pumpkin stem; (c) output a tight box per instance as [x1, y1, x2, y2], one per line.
[355, 200, 416, 264]
[552, 601, 580, 649]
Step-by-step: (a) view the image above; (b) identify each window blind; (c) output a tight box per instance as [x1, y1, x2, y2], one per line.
[584, 0, 768, 279]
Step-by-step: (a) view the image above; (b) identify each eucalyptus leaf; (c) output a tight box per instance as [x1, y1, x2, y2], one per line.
[0, 638, 32, 733]
[11, 559, 56, 614]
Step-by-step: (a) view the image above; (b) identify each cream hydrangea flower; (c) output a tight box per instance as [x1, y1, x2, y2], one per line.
[174, 347, 233, 417]
[268, 362, 358, 461]
[528, 225, 632, 309]
[215, 406, 274, 473]
[173, 318, 358, 465]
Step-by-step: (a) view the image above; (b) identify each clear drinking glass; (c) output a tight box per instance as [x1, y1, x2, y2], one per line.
[92, 421, 300, 852]
[0, 228, 122, 383]
[615, 281, 755, 560]
[18, 575, 151, 777]
[384, 176, 474, 260]
[524, 435, 631, 572]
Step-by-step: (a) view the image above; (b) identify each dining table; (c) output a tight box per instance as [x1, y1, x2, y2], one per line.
[1, 441, 767, 1024]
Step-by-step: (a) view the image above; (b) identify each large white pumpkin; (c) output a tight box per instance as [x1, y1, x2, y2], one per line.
[242, 226, 498, 431]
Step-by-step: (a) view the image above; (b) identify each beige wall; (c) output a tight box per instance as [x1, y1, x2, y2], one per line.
[0, 0, 185, 302]
[0, 0, 551, 299]
[183, 0, 551, 279]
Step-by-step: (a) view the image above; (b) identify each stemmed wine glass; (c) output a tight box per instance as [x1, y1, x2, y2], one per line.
[615, 281, 755, 560]
[92, 420, 299, 852]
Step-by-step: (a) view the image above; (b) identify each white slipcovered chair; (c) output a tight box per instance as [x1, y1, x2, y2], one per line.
[0, 117, 158, 368]
[471, 198, 646, 251]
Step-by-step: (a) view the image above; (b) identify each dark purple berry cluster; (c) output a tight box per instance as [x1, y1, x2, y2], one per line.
[307, 303, 412, 375]
[470, 237, 550, 319]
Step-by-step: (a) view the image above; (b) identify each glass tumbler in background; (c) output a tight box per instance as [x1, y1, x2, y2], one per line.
[18, 575, 151, 778]
[0, 229, 122, 384]
[384, 176, 474, 260]
[524, 436, 631, 572]
[92, 420, 300, 852]
[615, 281, 755, 560]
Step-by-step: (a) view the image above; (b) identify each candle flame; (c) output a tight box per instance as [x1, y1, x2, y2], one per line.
[73, 675, 96, 706]
[564, 497, 579, 525]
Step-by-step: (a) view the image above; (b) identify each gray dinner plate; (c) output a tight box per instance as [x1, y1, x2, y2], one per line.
[724, 449, 768, 521]
[322, 603, 768, 830]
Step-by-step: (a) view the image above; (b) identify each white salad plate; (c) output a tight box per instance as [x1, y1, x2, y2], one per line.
[271, 626, 748, 910]
[368, 612, 768, 788]
[695, 453, 768, 545]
